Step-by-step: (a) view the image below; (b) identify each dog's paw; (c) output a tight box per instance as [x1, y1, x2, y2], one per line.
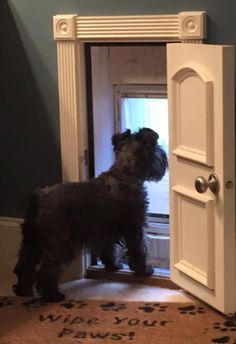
[41, 291, 65, 303]
[12, 284, 34, 297]
[104, 263, 124, 272]
[134, 265, 154, 277]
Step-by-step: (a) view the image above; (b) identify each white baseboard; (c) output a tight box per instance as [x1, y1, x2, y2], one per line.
[0, 217, 23, 295]
[0, 217, 23, 266]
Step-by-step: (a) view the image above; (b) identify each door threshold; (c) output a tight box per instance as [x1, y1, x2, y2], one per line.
[86, 265, 179, 290]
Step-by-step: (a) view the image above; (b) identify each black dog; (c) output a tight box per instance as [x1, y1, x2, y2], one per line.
[13, 128, 168, 302]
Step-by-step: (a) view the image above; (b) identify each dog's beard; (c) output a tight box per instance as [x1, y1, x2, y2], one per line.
[146, 145, 168, 182]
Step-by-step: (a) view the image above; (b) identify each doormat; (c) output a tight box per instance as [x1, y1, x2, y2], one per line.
[0, 297, 235, 344]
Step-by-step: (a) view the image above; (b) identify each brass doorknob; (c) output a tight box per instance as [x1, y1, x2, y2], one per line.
[195, 173, 220, 194]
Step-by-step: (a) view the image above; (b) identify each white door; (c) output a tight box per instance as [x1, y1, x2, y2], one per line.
[167, 43, 235, 314]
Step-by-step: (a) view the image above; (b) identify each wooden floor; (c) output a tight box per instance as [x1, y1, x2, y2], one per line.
[60, 278, 194, 303]
[86, 266, 176, 289]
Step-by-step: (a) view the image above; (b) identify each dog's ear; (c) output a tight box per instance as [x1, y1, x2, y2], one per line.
[112, 129, 132, 152]
[136, 128, 159, 146]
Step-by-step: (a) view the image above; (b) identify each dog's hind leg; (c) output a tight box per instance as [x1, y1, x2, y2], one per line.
[36, 257, 65, 302]
[13, 222, 41, 297]
[13, 191, 42, 297]
[100, 244, 123, 271]
[125, 230, 154, 277]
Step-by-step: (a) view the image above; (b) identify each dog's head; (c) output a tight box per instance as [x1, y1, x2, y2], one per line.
[112, 128, 168, 182]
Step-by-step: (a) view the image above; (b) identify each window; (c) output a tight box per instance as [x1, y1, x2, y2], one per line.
[115, 85, 169, 225]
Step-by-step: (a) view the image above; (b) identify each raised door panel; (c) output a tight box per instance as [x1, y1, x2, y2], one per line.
[171, 67, 213, 166]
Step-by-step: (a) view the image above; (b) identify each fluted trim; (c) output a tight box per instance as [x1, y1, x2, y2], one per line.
[57, 41, 80, 181]
[76, 15, 180, 40]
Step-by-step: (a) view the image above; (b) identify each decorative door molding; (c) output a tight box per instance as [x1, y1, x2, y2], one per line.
[53, 11, 206, 182]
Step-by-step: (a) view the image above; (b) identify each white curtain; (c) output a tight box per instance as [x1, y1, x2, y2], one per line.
[120, 97, 169, 215]
[120, 98, 168, 153]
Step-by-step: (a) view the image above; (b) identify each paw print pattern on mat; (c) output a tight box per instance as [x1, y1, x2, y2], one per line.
[60, 300, 88, 309]
[178, 305, 206, 315]
[214, 320, 236, 332]
[76, 300, 88, 309]
[22, 298, 48, 309]
[211, 318, 236, 343]
[211, 336, 230, 343]
[0, 297, 14, 308]
[100, 302, 127, 312]
[138, 303, 167, 313]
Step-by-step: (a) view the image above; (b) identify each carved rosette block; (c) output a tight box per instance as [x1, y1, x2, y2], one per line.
[179, 11, 206, 40]
[53, 14, 77, 40]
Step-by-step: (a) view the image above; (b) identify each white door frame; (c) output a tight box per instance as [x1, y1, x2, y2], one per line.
[53, 11, 206, 277]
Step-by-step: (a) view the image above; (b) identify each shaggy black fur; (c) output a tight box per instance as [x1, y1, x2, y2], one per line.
[13, 128, 168, 302]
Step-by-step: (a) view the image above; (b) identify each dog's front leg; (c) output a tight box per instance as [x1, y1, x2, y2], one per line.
[100, 244, 123, 271]
[125, 230, 154, 277]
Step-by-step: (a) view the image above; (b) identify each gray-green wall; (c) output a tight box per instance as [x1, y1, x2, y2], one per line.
[1, 0, 235, 217]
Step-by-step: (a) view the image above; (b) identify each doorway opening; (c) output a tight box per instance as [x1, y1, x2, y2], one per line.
[86, 44, 170, 278]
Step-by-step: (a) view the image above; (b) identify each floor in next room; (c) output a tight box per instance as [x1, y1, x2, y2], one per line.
[60, 278, 195, 303]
